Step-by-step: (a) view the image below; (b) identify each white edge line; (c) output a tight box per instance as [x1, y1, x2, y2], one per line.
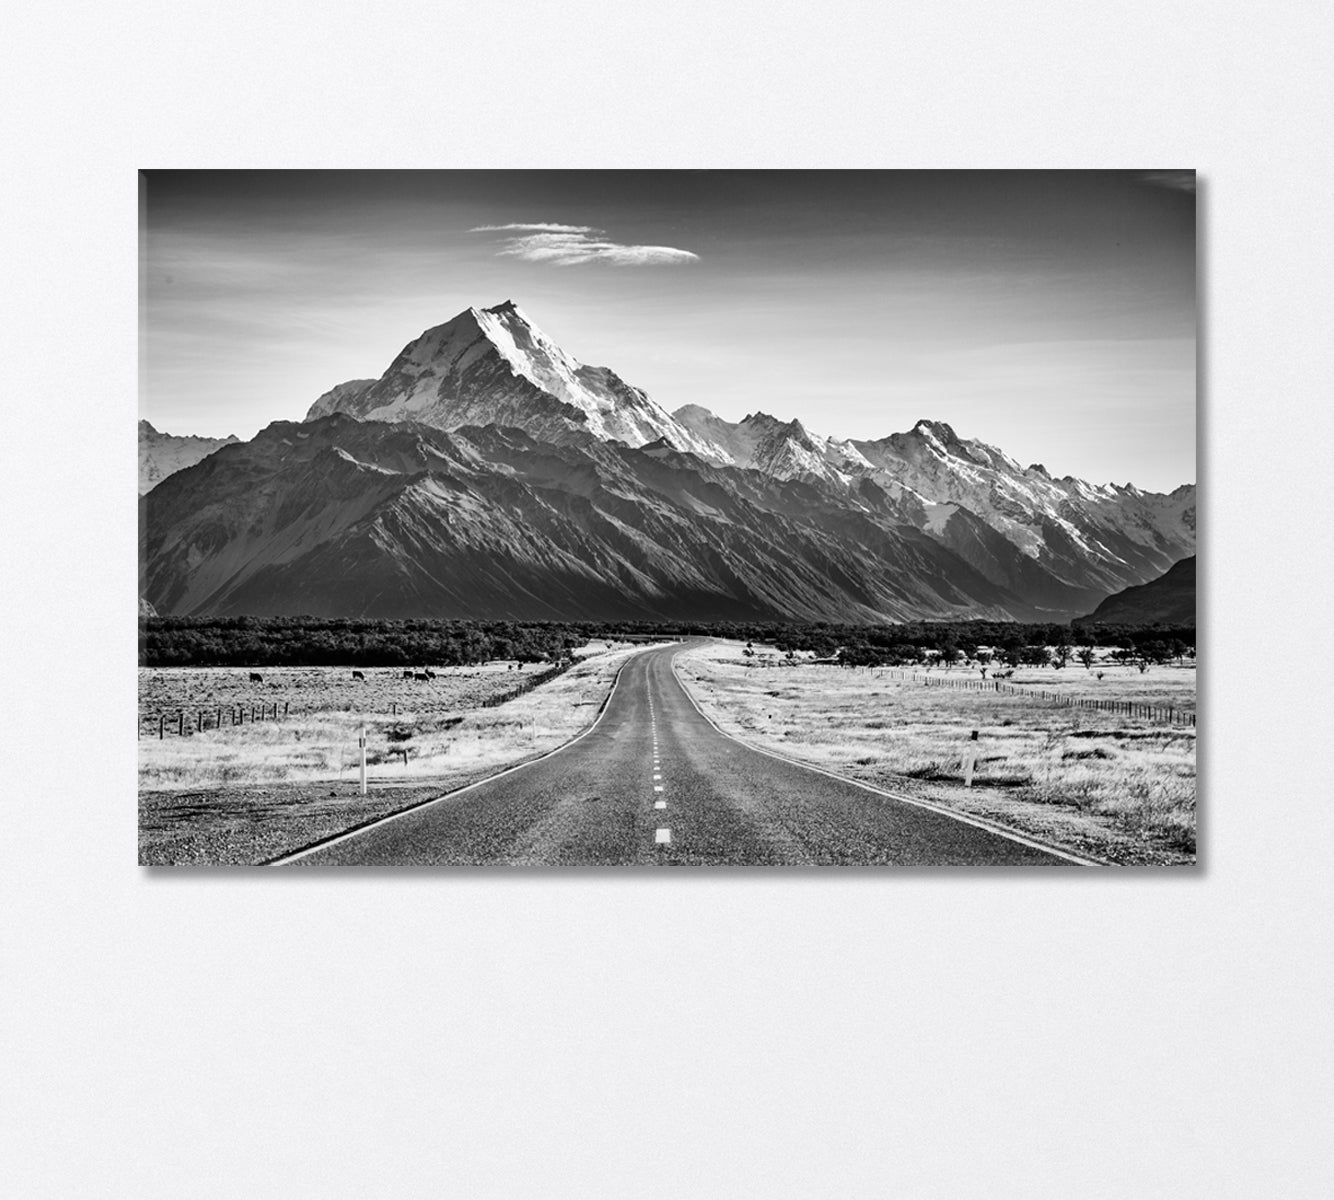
[269, 646, 663, 865]
[669, 648, 1104, 868]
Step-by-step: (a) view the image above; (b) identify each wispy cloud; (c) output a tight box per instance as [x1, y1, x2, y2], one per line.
[1138, 170, 1196, 193]
[469, 223, 598, 234]
[470, 222, 699, 266]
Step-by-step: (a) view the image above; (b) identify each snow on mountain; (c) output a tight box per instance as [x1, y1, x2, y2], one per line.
[749, 417, 855, 485]
[305, 302, 722, 459]
[850, 420, 1196, 594]
[673, 406, 872, 484]
[306, 379, 377, 421]
[277, 301, 1195, 611]
[676, 405, 1193, 600]
[138, 420, 238, 494]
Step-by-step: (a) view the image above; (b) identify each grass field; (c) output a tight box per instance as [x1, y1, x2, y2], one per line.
[139, 641, 657, 791]
[140, 658, 554, 731]
[138, 641, 663, 865]
[676, 641, 1197, 865]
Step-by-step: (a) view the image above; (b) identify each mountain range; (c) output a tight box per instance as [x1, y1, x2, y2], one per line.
[140, 302, 1196, 623]
[139, 420, 238, 495]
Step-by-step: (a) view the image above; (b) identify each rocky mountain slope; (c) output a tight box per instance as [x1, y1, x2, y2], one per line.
[138, 421, 238, 494]
[1077, 556, 1196, 626]
[144, 300, 1194, 622]
[141, 416, 1050, 622]
[674, 408, 1195, 604]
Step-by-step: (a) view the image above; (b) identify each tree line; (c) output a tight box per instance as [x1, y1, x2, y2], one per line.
[139, 616, 1195, 669]
[139, 617, 585, 667]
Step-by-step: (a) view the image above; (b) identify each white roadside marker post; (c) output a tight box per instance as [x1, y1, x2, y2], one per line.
[962, 729, 979, 787]
[359, 726, 367, 795]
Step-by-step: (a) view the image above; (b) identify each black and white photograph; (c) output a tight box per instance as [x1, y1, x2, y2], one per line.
[138, 169, 1196, 867]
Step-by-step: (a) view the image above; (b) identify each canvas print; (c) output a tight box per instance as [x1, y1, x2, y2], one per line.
[139, 169, 1196, 866]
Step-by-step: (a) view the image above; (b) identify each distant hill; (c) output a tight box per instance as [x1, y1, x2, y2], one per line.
[1078, 556, 1196, 626]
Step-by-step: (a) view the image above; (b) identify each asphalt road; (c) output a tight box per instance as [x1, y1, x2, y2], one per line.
[278, 643, 1083, 866]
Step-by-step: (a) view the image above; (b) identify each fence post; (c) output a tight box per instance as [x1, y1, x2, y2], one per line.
[159, 714, 164, 739]
[177, 712, 183, 736]
[197, 711, 202, 733]
[359, 726, 367, 796]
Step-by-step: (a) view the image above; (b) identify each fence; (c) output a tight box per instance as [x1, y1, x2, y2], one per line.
[139, 660, 576, 738]
[139, 701, 290, 739]
[476, 660, 572, 708]
[876, 668, 1196, 727]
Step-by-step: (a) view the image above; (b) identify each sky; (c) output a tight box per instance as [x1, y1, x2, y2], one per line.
[141, 170, 1196, 491]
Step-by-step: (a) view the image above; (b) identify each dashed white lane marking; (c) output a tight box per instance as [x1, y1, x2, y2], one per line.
[653, 785, 663, 792]
[655, 828, 671, 844]
[653, 773, 661, 780]
[654, 800, 667, 809]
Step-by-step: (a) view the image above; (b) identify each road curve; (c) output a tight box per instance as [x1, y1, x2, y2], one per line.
[277, 642, 1082, 866]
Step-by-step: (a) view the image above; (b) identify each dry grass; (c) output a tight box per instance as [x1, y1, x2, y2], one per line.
[676, 641, 1196, 864]
[139, 642, 659, 792]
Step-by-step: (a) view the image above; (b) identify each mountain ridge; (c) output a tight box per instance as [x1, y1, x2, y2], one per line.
[1078, 556, 1197, 626]
[138, 420, 239, 494]
[143, 301, 1194, 623]
[141, 415, 1060, 622]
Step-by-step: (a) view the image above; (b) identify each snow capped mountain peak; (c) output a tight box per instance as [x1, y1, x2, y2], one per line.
[673, 405, 861, 485]
[303, 302, 721, 459]
[914, 418, 956, 438]
[286, 306, 1194, 605]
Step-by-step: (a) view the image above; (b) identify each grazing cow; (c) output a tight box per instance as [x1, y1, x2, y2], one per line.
[414, 672, 430, 682]
[403, 670, 414, 680]
[249, 672, 263, 684]
[351, 670, 365, 681]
